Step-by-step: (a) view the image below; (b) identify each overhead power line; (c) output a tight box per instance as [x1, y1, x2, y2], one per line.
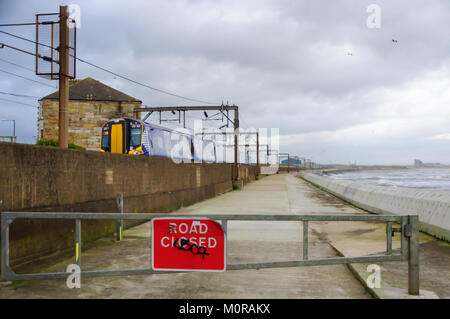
[0, 97, 37, 108]
[0, 57, 36, 72]
[75, 57, 219, 105]
[0, 29, 220, 105]
[0, 42, 38, 57]
[0, 30, 53, 50]
[0, 91, 40, 99]
[0, 41, 56, 63]
[0, 69, 57, 88]
[0, 22, 45, 27]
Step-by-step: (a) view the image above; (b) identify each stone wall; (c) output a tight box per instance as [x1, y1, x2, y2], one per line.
[0, 142, 259, 267]
[38, 100, 140, 150]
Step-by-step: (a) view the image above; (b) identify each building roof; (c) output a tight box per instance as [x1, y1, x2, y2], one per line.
[39, 77, 142, 103]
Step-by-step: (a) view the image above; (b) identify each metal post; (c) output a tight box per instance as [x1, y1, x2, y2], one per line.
[401, 216, 408, 259]
[116, 193, 124, 241]
[256, 132, 259, 170]
[1, 216, 10, 279]
[386, 221, 392, 255]
[75, 219, 81, 267]
[287, 154, 290, 173]
[408, 215, 420, 295]
[234, 107, 239, 181]
[303, 220, 308, 260]
[221, 220, 228, 270]
[58, 5, 69, 148]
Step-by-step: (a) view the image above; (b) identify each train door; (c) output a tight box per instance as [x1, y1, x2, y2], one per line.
[111, 124, 123, 154]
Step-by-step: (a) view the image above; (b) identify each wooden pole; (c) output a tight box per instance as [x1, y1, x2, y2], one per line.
[58, 5, 69, 148]
[408, 215, 420, 295]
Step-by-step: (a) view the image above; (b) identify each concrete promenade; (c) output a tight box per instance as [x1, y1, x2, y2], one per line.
[0, 174, 447, 298]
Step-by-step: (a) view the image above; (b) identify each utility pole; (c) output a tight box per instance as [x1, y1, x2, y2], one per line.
[256, 131, 259, 169]
[255, 144, 269, 165]
[233, 107, 239, 181]
[279, 153, 290, 173]
[196, 130, 259, 171]
[288, 153, 290, 173]
[58, 5, 69, 148]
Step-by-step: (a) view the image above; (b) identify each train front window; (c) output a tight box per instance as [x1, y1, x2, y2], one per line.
[101, 129, 110, 150]
[130, 125, 142, 148]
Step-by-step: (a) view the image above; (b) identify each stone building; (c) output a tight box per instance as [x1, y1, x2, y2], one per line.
[38, 77, 142, 150]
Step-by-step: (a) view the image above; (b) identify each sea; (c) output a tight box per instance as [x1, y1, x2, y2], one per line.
[329, 168, 450, 190]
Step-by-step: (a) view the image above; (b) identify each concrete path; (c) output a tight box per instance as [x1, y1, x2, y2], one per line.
[298, 176, 448, 299]
[3, 173, 429, 299]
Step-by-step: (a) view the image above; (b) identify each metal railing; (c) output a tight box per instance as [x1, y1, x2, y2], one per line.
[1, 211, 420, 295]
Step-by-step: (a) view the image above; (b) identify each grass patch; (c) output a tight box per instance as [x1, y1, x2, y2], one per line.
[5, 280, 33, 291]
[36, 138, 86, 150]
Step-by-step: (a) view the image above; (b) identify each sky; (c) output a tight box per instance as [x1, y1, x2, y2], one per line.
[1, 0, 450, 165]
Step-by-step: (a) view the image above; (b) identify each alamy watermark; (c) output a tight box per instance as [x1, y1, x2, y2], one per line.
[67, 4, 81, 29]
[168, 120, 280, 174]
[366, 264, 381, 288]
[66, 264, 81, 289]
[366, 4, 381, 29]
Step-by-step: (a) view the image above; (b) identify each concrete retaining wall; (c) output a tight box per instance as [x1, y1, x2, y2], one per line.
[0, 142, 259, 266]
[301, 173, 450, 242]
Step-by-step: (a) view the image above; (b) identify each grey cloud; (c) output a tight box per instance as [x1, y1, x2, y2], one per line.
[1, 0, 450, 163]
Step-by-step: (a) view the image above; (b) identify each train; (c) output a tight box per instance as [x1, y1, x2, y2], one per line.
[100, 118, 260, 164]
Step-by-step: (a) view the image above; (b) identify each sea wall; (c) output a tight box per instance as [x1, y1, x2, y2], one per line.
[301, 172, 450, 241]
[0, 142, 259, 267]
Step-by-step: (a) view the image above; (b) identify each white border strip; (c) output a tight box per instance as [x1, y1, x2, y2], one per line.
[151, 217, 227, 272]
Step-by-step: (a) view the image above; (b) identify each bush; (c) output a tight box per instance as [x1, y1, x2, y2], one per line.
[36, 138, 86, 150]
[36, 138, 58, 147]
[68, 142, 86, 150]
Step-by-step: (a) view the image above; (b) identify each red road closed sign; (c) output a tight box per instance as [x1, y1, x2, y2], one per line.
[152, 218, 226, 272]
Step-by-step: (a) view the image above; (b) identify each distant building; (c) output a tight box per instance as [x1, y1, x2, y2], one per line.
[414, 159, 441, 167]
[414, 159, 423, 167]
[38, 78, 142, 150]
[281, 158, 302, 165]
[0, 136, 16, 143]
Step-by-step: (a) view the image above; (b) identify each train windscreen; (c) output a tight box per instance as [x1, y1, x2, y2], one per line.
[101, 127, 110, 151]
[130, 124, 142, 149]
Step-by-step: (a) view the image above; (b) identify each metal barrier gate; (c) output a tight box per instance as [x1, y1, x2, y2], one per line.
[1, 211, 420, 295]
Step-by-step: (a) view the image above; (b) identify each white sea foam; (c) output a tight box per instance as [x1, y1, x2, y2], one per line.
[330, 168, 450, 190]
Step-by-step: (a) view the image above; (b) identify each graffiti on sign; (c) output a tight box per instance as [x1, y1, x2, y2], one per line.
[173, 238, 210, 259]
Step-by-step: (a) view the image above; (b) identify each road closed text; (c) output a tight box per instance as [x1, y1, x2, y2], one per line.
[160, 222, 218, 248]
[152, 218, 226, 271]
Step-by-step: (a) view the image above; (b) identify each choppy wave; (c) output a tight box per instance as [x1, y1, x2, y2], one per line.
[330, 168, 450, 190]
